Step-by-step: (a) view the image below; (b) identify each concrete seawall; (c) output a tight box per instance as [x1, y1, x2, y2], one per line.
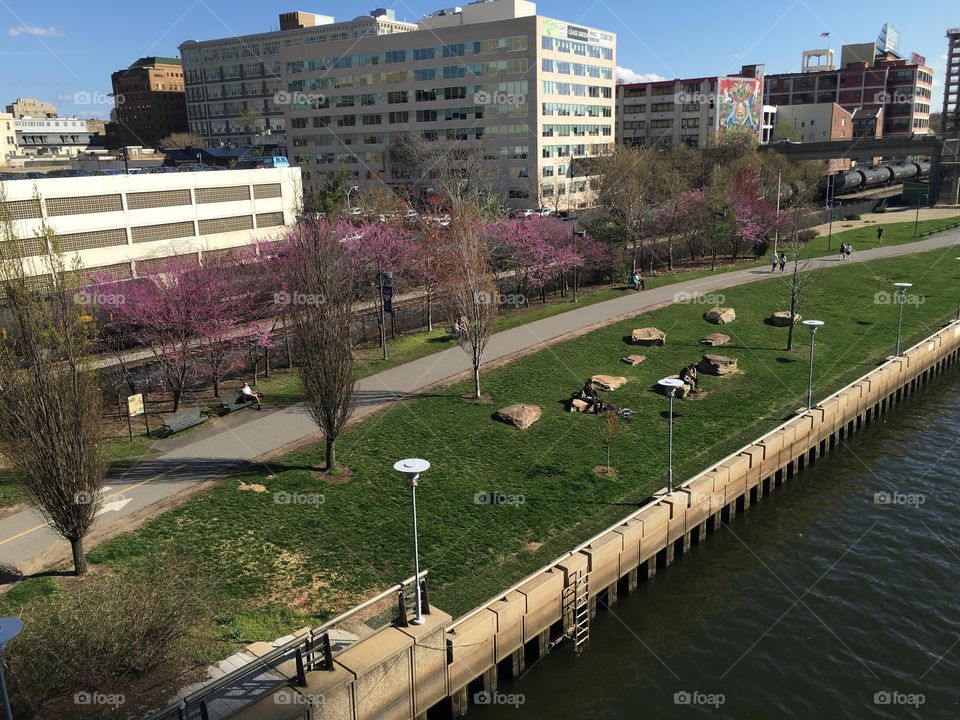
[229, 322, 960, 720]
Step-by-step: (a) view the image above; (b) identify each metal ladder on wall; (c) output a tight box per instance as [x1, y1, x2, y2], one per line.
[562, 569, 590, 653]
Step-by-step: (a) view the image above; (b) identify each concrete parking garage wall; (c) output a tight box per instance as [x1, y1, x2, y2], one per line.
[228, 321, 960, 720]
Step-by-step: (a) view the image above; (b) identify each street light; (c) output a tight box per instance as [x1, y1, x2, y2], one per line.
[0, 617, 22, 720]
[657, 377, 686, 495]
[894, 282, 913, 356]
[394, 458, 430, 625]
[913, 189, 929, 237]
[802, 320, 824, 410]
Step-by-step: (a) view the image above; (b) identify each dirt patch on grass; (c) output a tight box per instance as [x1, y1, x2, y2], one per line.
[313, 466, 353, 484]
[238, 482, 267, 493]
[461, 393, 493, 404]
[525, 541, 543, 553]
[593, 466, 619, 478]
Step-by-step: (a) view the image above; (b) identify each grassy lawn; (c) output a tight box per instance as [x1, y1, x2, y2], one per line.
[10, 242, 942, 671]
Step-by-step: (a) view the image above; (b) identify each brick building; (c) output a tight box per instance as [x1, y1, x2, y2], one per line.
[111, 57, 189, 149]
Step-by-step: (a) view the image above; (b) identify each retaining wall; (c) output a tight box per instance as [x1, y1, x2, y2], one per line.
[228, 321, 960, 720]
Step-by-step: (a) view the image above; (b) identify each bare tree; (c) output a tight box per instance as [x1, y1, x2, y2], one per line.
[283, 221, 357, 470]
[0, 200, 107, 575]
[394, 132, 502, 217]
[158, 132, 205, 149]
[781, 207, 820, 352]
[593, 146, 678, 273]
[442, 210, 498, 399]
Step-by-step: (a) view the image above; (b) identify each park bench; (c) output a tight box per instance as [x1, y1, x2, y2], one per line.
[220, 394, 255, 415]
[160, 407, 208, 436]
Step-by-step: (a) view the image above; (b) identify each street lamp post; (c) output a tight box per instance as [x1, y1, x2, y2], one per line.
[826, 175, 836, 253]
[658, 378, 686, 495]
[913, 190, 928, 237]
[394, 458, 431, 625]
[0, 617, 22, 720]
[802, 320, 824, 410]
[894, 282, 913, 356]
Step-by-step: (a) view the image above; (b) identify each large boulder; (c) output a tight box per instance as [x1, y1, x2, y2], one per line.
[497, 403, 542, 429]
[591, 374, 627, 391]
[704, 307, 736, 325]
[632, 327, 666, 346]
[698, 354, 739, 376]
[701, 333, 730, 347]
[569, 398, 590, 413]
[770, 311, 802, 327]
[621, 354, 647, 366]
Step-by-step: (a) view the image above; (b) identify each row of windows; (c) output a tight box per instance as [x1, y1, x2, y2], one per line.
[542, 123, 612, 137]
[290, 81, 529, 109]
[540, 59, 613, 80]
[284, 36, 529, 76]
[542, 82, 612, 99]
[542, 102, 613, 118]
[542, 142, 613, 158]
[290, 60, 529, 91]
[541, 36, 614, 60]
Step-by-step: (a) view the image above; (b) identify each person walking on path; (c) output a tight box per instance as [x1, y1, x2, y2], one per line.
[771, 251, 779, 273]
[779, 252, 787, 272]
[839, 243, 847, 262]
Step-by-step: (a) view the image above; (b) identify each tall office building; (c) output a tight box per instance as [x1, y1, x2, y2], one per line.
[180, 9, 417, 153]
[281, 0, 616, 209]
[111, 57, 189, 149]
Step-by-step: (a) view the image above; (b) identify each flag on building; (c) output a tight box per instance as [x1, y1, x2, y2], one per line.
[820, 32, 830, 38]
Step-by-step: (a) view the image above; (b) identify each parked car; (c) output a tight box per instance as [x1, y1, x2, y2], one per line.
[176, 163, 206, 172]
[21, 172, 47, 180]
[46, 169, 91, 178]
[126, 168, 148, 175]
[146, 166, 177, 174]
[90, 169, 125, 176]
[537, 208, 553, 217]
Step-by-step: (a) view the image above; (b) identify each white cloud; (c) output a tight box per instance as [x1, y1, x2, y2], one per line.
[8, 25, 64, 38]
[616, 66, 667, 84]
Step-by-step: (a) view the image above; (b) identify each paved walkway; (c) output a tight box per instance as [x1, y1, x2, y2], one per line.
[2, 229, 959, 576]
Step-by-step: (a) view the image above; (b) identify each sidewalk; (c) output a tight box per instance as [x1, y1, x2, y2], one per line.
[2, 229, 959, 576]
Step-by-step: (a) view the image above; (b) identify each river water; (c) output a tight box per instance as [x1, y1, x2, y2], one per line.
[473, 373, 960, 719]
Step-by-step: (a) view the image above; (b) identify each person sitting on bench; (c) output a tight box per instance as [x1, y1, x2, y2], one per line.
[579, 379, 604, 414]
[240, 381, 262, 409]
[679, 364, 699, 391]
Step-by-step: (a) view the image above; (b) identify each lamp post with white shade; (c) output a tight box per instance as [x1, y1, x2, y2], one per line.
[802, 320, 824, 410]
[658, 377, 686, 495]
[394, 458, 430, 625]
[894, 282, 913, 356]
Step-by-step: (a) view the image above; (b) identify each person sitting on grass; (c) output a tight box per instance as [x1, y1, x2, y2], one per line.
[679, 364, 699, 391]
[579, 379, 604, 414]
[241, 381, 262, 409]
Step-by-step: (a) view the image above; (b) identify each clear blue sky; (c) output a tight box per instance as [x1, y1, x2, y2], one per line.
[0, 0, 955, 119]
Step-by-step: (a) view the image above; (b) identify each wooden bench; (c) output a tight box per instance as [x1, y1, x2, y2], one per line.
[160, 407, 208, 435]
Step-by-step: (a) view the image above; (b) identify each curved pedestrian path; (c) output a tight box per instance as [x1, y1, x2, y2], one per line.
[1, 230, 958, 576]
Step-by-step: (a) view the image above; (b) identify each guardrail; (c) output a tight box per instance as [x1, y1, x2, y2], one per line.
[919, 220, 960, 237]
[145, 572, 427, 720]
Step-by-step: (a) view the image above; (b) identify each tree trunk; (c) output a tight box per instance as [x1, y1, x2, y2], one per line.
[213, 375, 221, 398]
[473, 366, 481, 399]
[172, 388, 182, 412]
[426, 289, 433, 332]
[786, 290, 797, 352]
[265, 347, 271, 378]
[325, 435, 336, 471]
[71, 537, 87, 575]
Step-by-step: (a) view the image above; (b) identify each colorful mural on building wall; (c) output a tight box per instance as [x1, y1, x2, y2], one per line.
[716, 78, 763, 138]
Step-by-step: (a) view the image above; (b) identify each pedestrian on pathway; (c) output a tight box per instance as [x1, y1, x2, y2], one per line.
[845, 243, 853, 261]
[839, 243, 846, 261]
[771, 251, 779, 273]
[779, 253, 787, 272]
[877, 226, 885, 242]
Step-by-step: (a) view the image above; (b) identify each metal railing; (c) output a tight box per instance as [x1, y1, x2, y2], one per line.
[145, 572, 427, 720]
